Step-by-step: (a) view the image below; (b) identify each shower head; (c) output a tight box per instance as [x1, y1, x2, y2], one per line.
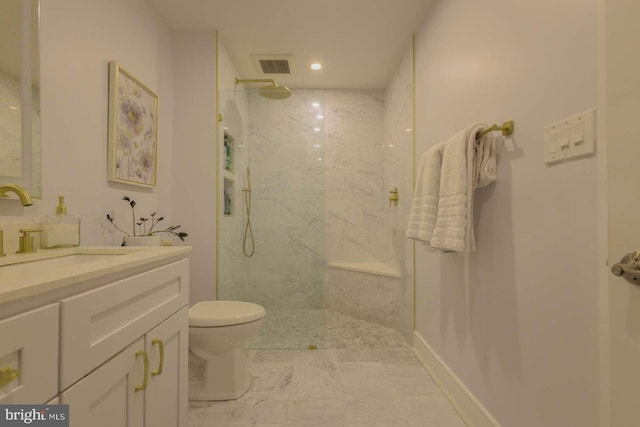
[259, 83, 292, 100]
[235, 78, 292, 100]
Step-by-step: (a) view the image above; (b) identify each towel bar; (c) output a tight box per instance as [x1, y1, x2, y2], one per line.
[477, 120, 514, 139]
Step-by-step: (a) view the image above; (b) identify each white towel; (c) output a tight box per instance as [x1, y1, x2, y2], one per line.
[406, 141, 447, 242]
[430, 123, 499, 252]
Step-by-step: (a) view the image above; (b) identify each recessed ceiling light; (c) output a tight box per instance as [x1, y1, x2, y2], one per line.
[313, 127, 321, 132]
[312, 102, 320, 108]
[316, 114, 324, 119]
[310, 63, 322, 70]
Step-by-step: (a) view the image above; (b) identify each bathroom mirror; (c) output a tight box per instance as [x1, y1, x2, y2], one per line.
[0, 0, 42, 198]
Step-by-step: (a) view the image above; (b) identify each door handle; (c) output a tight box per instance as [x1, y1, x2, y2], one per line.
[611, 251, 640, 285]
[0, 367, 20, 388]
[134, 350, 149, 392]
[151, 338, 164, 377]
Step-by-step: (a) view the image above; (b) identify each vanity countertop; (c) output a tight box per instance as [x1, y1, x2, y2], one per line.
[0, 246, 191, 306]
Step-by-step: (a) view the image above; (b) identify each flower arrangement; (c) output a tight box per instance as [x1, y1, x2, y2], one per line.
[107, 196, 188, 241]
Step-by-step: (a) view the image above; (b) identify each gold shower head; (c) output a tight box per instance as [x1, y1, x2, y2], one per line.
[235, 78, 292, 100]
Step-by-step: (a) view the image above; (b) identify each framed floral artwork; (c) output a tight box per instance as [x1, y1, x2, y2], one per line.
[107, 61, 158, 187]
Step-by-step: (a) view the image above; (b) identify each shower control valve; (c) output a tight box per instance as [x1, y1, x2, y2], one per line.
[389, 188, 399, 207]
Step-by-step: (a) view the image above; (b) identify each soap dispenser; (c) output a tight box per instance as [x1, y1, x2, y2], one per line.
[41, 196, 80, 248]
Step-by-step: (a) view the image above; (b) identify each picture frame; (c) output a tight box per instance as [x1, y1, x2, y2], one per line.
[107, 61, 158, 188]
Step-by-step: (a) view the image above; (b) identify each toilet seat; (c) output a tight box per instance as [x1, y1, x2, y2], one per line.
[189, 301, 266, 327]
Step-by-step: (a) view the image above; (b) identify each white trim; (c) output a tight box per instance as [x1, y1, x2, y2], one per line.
[412, 331, 501, 427]
[596, 0, 610, 425]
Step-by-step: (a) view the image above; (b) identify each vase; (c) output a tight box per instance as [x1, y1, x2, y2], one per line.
[123, 235, 160, 246]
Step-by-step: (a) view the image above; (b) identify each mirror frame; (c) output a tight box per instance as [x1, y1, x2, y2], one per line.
[0, 0, 42, 198]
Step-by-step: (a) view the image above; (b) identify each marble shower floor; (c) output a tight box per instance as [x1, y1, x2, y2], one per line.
[189, 309, 466, 427]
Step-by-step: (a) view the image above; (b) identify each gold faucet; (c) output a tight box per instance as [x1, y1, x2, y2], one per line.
[17, 228, 42, 254]
[0, 183, 33, 206]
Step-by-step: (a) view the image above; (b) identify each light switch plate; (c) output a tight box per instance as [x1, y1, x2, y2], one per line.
[544, 109, 595, 164]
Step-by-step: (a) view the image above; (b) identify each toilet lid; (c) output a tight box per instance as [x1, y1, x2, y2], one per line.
[189, 301, 266, 327]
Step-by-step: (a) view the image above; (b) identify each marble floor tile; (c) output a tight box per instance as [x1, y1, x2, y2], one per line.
[397, 396, 468, 427]
[249, 349, 297, 363]
[344, 396, 411, 425]
[188, 392, 287, 427]
[250, 362, 295, 395]
[188, 309, 466, 427]
[375, 348, 419, 365]
[285, 398, 349, 427]
[335, 348, 380, 363]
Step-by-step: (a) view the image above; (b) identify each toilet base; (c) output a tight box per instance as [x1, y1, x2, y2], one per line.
[188, 347, 250, 401]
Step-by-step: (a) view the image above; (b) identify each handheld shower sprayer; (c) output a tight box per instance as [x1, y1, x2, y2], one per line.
[242, 168, 255, 257]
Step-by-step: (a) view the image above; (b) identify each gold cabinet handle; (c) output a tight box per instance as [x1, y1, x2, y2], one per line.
[0, 367, 20, 388]
[134, 350, 149, 393]
[151, 339, 164, 377]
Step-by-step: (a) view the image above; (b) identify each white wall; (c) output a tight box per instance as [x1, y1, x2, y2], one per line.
[172, 31, 217, 305]
[413, 0, 599, 426]
[21, 0, 175, 245]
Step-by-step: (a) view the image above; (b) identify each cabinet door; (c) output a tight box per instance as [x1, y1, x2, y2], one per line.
[145, 307, 188, 427]
[61, 338, 146, 427]
[59, 259, 189, 390]
[0, 304, 58, 404]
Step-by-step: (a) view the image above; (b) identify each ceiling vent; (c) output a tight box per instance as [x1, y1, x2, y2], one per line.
[250, 54, 296, 75]
[259, 59, 290, 74]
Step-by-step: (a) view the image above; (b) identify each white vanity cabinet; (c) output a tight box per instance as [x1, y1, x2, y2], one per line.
[0, 304, 58, 404]
[0, 246, 190, 425]
[60, 308, 188, 427]
[144, 307, 188, 427]
[59, 259, 189, 427]
[61, 336, 146, 426]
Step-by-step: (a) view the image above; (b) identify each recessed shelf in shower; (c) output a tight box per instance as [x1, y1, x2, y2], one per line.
[224, 131, 235, 173]
[223, 178, 234, 217]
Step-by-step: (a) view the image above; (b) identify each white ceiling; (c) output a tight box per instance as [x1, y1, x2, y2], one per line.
[149, 0, 433, 90]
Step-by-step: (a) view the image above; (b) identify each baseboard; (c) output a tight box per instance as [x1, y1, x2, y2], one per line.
[412, 331, 501, 427]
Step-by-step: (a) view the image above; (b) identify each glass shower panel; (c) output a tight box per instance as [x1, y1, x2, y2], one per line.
[217, 89, 326, 350]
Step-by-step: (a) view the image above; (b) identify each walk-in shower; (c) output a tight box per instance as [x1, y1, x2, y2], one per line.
[218, 68, 415, 348]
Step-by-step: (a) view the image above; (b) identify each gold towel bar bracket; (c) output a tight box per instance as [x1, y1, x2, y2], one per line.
[477, 120, 515, 139]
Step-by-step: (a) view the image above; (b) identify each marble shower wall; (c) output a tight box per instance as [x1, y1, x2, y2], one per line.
[220, 91, 326, 310]
[325, 268, 400, 330]
[324, 91, 386, 263]
[218, 89, 387, 311]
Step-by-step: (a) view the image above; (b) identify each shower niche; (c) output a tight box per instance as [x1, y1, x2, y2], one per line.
[223, 177, 234, 216]
[224, 131, 234, 172]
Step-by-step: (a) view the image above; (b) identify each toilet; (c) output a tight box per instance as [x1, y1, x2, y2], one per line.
[188, 300, 266, 401]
